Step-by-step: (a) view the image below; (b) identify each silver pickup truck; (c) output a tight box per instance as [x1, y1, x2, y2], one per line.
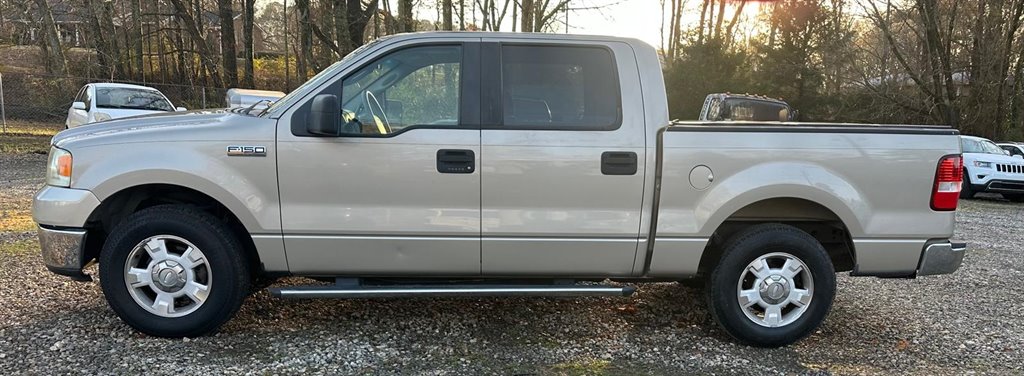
[33, 32, 966, 347]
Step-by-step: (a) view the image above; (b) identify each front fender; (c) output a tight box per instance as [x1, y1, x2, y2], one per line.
[69, 141, 281, 234]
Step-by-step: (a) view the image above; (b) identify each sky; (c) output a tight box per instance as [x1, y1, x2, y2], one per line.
[254, 0, 763, 51]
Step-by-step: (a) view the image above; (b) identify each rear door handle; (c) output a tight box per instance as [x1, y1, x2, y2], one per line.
[601, 151, 637, 175]
[437, 149, 475, 174]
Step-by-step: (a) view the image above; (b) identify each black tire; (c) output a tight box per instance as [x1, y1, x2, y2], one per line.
[960, 169, 976, 199]
[1003, 193, 1024, 203]
[99, 205, 251, 337]
[705, 223, 836, 347]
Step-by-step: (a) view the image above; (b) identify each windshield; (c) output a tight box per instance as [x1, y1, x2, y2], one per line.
[263, 36, 392, 117]
[961, 138, 1005, 154]
[96, 88, 173, 111]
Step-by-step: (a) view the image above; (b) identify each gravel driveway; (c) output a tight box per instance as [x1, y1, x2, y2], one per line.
[1, 151, 1021, 375]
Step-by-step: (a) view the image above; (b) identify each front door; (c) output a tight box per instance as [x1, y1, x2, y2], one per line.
[479, 41, 648, 276]
[277, 42, 482, 275]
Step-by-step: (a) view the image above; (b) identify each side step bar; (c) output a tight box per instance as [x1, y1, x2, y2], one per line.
[269, 284, 637, 299]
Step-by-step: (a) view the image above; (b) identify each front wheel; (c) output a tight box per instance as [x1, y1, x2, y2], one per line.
[706, 224, 836, 347]
[99, 205, 251, 337]
[960, 169, 976, 199]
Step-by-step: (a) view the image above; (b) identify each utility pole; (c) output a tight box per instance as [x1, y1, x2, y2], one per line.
[1, 72, 6, 134]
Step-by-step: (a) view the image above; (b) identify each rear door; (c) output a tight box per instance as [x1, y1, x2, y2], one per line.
[478, 39, 648, 276]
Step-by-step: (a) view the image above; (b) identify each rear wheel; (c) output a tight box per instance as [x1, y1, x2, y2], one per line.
[99, 205, 251, 337]
[960, 169, 976, 199]
[706, 223, 835, 347]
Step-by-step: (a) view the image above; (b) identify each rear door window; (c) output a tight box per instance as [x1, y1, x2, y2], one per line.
[499, 45, 620, 130]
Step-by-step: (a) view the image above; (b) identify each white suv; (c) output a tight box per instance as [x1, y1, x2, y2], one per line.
[961, 136, 1024, 201]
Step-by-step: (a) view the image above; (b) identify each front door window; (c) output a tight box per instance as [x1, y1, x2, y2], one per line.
[339, 45, 462, 135]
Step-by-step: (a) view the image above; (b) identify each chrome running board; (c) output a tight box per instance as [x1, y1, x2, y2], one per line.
[269, 284, 637, 299]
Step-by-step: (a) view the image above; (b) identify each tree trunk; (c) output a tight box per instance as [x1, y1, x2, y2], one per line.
[167, 0, 224, 88]
[82, 0, 109, 77]
[32, 0, 67, 75]
[398, 0, 414, 32]
[521, 0, 534, 32]
[347, 0, 380, 49]
[443, 0, 453, 30]
[334, 0, 352, 55]
[296, 0, 311, 79]
[173, 16, 187, 85]
[242, 0, 256, 88]
[713, 0, 726, 41]
[218, 0, 239, 87]
[459, 0, 466, 30]
[697, 0, 709, 45]
[132, 0, 144, 80]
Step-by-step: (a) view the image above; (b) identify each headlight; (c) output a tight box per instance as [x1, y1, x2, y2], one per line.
[92, 112, 112, 122]
[973, 161, 992, 168]
[46, 147, 73, 187]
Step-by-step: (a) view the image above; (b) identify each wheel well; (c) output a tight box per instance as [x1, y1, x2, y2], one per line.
[84, 184, 262, 274]
[696, 197, 856, 276]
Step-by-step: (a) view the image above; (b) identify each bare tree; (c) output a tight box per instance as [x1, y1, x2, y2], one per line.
[346, 0, 381, 49]
[861, 0, 959, 128]
[334, 0, 352, 55]
[167, 0, 224, 88]
[218, 0, 239, 87]
[83, 0, 120, 78]
[295, 0, 312, 79]
[443, 0, 454, 30]
[31, 0, 67, 75]
[398, 0, 414, 32]
[242, 0, 257, 88]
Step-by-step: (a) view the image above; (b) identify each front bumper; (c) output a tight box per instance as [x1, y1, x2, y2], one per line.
[980, 179, 1024, 194]
[32, 186, 101, 227]
[38, 225, 92, 281]
[917, 241, 967, 276]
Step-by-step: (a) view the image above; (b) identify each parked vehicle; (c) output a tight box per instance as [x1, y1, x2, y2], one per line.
[34, 33, 966, 347]
[961, 136, 1024, 201]
[225, 88, 286, 113]
[699, 93, 797, 121]
[65, 83, 186, 129]
[996, 142, 1024, 158]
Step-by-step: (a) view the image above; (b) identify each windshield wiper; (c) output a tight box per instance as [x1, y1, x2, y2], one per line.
[242, 99, 273, 116]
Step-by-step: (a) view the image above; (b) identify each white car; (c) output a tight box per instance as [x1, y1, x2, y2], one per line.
[961, 135, 1024, 201]
[65, 83, 186, 128]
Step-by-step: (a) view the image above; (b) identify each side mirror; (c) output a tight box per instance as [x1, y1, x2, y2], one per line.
[308, 94, 339, 136]
[72, 101, 86, 111]
[175, 107, 187, 112]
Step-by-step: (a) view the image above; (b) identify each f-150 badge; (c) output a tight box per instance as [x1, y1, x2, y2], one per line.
[226, 145, 267, 156]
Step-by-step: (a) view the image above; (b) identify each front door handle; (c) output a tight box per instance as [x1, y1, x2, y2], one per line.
[601, 151, 637, 175]
[437, 149, 475, 174]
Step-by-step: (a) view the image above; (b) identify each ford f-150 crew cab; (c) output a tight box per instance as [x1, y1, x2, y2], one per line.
[33, 32, 967, 347]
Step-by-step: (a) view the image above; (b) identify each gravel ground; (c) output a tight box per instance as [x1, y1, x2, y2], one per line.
[1, 151, 1022, 375]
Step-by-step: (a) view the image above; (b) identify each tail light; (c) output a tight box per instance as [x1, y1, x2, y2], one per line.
[931, 155, 963, 211]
